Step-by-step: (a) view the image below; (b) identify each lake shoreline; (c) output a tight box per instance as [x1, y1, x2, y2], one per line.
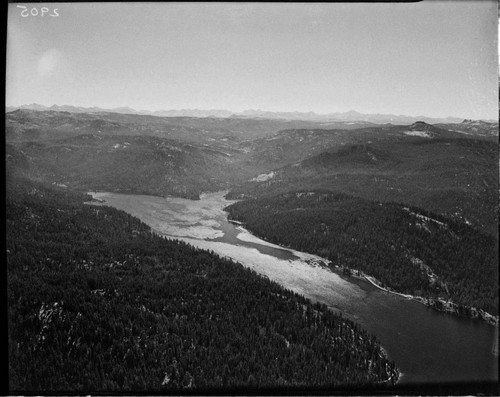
[351, 270, 498, 326]
[230, 218, 498, 327]
[87, 191, 498, 327]
[86, 190, 499, 384]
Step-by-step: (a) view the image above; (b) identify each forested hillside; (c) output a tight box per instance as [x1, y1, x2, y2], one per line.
[228, 137, 498, 236]
[7, 177, 398, 391]
[6, 110, 497, 236]
[5, 109, 498, 390]
[6, 135, 246, 199]
[225, 191, 498, 317]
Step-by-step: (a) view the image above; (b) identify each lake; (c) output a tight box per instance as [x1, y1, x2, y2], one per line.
[88, 190, 498, 385]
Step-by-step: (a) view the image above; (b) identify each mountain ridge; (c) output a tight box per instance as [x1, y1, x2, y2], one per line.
[6, 103, 474, 124]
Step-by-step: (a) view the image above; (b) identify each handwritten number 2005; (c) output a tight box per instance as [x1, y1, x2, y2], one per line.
[17, 5, 59, 17]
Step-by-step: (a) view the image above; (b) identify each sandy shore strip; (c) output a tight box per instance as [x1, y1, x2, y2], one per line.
[235, 226, 331, 268]
[363, 275, 414, 299]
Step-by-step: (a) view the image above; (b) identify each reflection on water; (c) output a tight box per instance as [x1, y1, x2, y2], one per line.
[88, 191, 498, 385]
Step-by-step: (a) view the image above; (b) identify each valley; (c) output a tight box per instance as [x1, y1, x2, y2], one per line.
[6, 108, 499, 392]
[7, 1, 497, 393]
[85, 190, 498, 385]
[7, 110, 497, 234]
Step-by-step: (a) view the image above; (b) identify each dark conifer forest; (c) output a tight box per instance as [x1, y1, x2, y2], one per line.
[225, 191, 498, 316]
[7, 177, 398, 391]
[5, 110, 498, 392]
[5, 1, 499, 392]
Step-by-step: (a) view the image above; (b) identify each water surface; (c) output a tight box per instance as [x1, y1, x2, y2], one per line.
[89, 191, 498, 385]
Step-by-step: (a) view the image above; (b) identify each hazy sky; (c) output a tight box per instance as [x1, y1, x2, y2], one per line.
[6, 2, 498, 119]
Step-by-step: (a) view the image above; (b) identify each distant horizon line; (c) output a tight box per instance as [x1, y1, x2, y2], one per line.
[5, 102, 496, 122]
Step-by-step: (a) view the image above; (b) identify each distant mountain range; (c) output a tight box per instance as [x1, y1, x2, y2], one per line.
[5, 104, 236, 119]
[6, 103, 477, 124]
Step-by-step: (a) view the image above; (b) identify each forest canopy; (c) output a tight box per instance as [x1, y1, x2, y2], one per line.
[7, 177, 398, 391]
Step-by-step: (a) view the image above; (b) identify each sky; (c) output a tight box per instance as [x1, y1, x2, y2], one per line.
[6, 1, 498, 119]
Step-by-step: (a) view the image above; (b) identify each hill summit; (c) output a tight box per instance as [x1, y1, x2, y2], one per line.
[409, 121, 433, 130]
